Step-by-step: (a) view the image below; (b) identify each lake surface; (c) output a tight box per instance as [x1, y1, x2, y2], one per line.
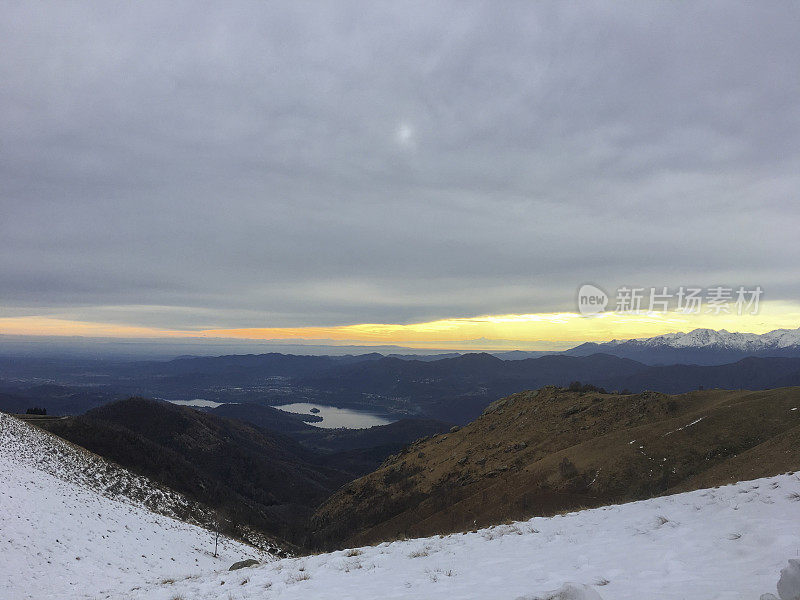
[273, 402, 395, 429]
[167, 399, 226, 408]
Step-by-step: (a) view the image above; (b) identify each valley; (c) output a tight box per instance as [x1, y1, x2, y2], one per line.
[3, 407, 798, 599]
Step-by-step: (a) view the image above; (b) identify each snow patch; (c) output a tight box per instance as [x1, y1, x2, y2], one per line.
[663, 416, 705, 436]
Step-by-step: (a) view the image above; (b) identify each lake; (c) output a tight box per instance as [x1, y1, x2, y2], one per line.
[166, 399, 226, 408]
[273, 402, 395, 429]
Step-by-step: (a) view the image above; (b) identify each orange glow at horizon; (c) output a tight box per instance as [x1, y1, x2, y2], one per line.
[0, 317, 190, 339]
[3, 301, 799, 350]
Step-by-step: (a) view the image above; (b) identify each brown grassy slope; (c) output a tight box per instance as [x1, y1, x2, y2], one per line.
[309, 386, 800, 550]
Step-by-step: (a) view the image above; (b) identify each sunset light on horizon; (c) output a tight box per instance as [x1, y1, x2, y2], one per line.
[4, 300, 800, 351]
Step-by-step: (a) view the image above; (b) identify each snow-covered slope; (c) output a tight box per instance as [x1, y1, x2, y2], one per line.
[124, 472, 800, 600]
[0, 413, 269, 600]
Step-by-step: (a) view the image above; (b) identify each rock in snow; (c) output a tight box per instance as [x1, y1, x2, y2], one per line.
[518, 582, 604, 600]
[763, 560, 800, 600]
[230, 559, 261, 571]
[777, 559, 800, 600]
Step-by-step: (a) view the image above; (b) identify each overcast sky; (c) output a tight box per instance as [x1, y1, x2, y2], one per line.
[2, 1, 799, 334]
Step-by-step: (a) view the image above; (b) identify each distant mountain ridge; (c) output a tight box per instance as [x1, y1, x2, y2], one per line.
[566, 327, 800, 365]
[3, 325, 800, 424]
[6, 351, 800, 424]
[610, 327, 800, 350]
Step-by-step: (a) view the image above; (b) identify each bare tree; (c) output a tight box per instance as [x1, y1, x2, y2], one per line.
[211, 509, 228, 558]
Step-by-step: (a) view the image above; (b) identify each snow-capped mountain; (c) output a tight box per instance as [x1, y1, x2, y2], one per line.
[620, 327, 800, 350]
[567, 326, 800, 365]
[0, 413, 270, 600]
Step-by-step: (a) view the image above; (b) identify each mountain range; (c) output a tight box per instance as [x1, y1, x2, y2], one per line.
[566, 327, 800, 365]
[293, 353, 800, 423]
[5, 346, 800, 425]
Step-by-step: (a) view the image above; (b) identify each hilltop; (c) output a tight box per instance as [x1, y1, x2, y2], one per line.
[40, 398, 352, 547]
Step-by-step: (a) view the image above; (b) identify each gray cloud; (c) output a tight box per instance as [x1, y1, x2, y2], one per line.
[1, 1, 799, 329]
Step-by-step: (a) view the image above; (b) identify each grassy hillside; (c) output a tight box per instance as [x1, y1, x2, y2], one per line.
[309, 386, 800, 549]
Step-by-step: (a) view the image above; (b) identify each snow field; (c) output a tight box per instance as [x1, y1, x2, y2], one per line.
[128, 473, 800, 600]
[0, 413, 269, 600]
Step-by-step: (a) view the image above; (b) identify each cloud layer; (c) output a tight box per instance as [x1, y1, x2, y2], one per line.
[2, 2, 798, 331]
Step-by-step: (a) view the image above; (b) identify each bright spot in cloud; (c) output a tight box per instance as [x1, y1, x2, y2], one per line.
[395, 121, 415, 148]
